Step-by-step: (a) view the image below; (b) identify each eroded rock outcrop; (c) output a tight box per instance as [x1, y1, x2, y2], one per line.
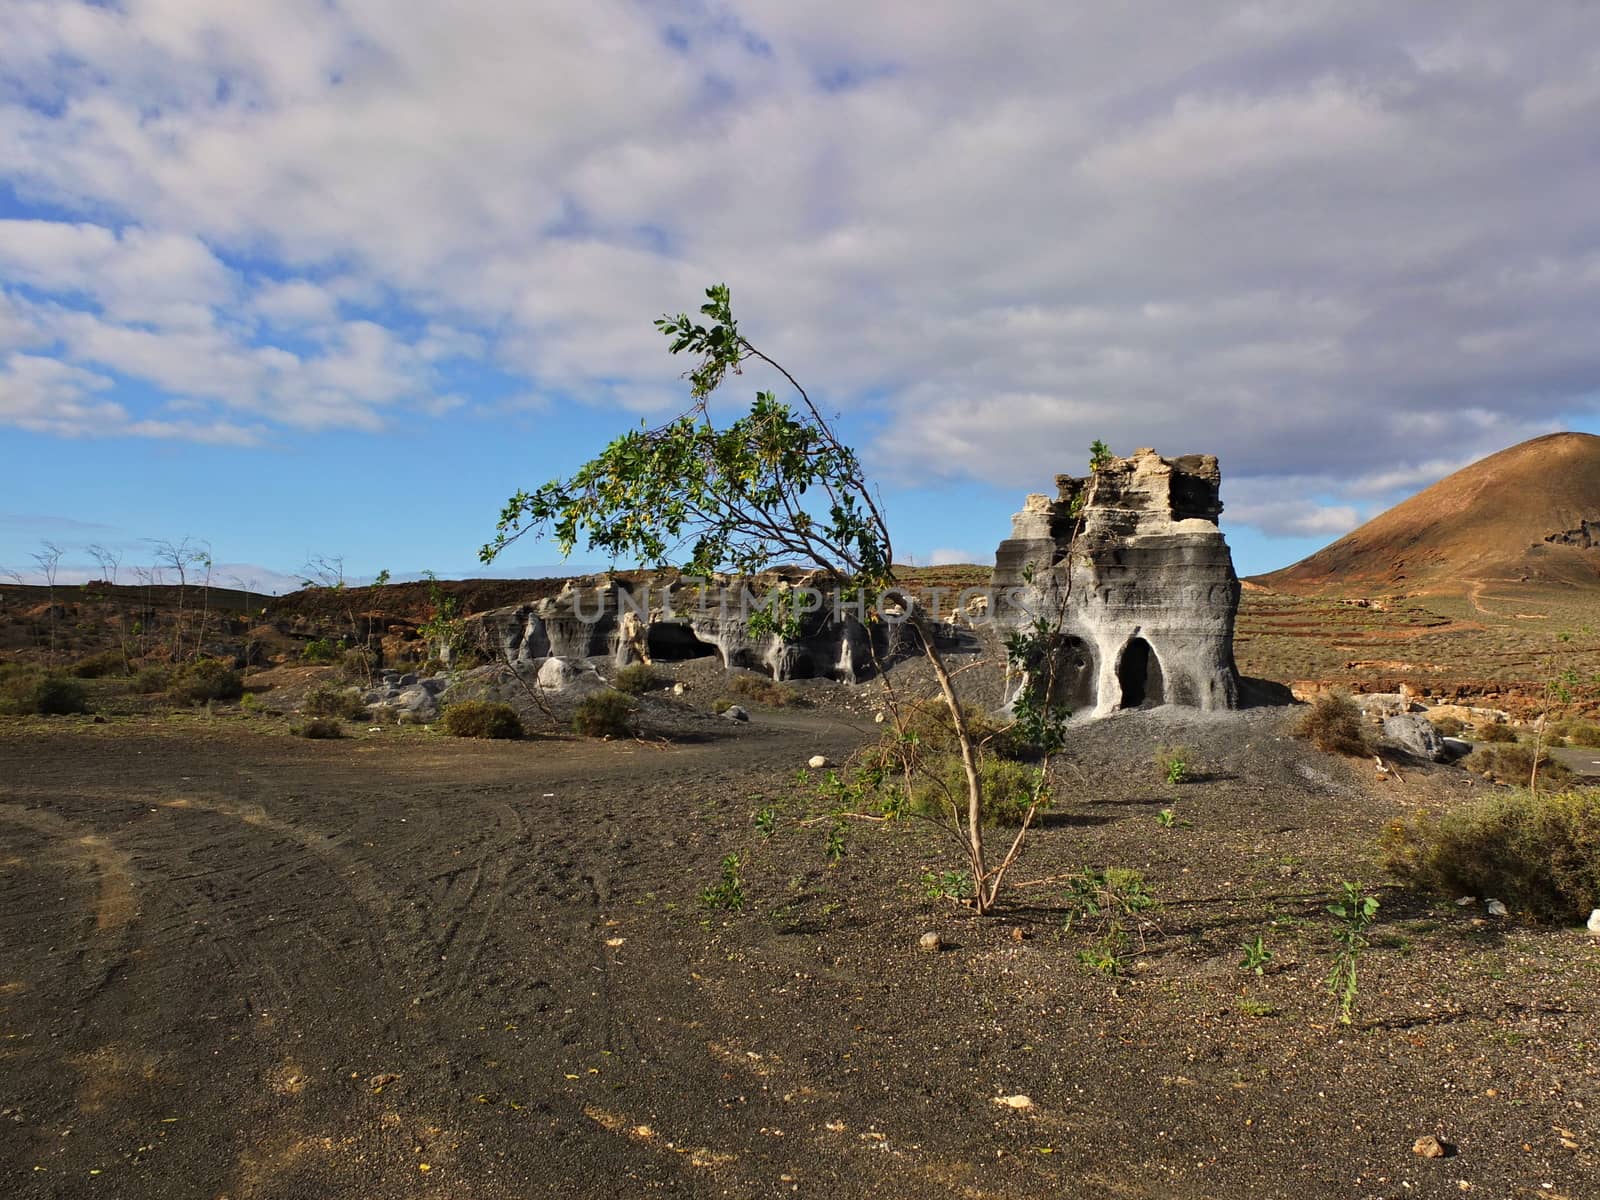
[990, 447, 1241, 717]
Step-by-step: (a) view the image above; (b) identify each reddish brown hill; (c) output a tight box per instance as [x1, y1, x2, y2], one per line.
[1256, 432, 1600, 597]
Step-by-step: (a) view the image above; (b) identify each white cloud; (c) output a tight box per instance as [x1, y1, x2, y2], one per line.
[1, 0, 1599, 515]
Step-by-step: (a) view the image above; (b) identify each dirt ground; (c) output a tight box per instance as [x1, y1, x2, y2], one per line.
[2, 704, 1598, 1200]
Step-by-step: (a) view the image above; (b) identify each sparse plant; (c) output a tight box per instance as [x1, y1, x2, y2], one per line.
[1077, 925, 1130, 975]
[1325, 881, 1379, 1025]
[753, 805, 778, 837]
[1239, 934, 1274, 976]
[304, 683, 369, 722]
[168, 658, 243, 705]
[301, 637, 345, 664]
[1156, 746, 1190, 785]
[699, 853, 745, 910]
[921, 869, 972, 902]
[294, 717, 344, 739]
[572, 690, 635, 738]
[1297, 692, 1370, 756]
[1156, 807, 1176, 828]
[442, 700, 524, 739]
[725, 672, 800, 709]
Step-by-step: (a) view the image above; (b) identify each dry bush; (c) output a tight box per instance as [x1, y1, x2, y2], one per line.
[1382, 789, 1600, 921]
[1552, 720, 1600, 748]
[1467, 744, 1573, 788]
[1475, 722, 1518, 743]
[1296, 692, 1370, 756]
[726, 672, 802, 709]
[613, 663, 664, 695]
[892, 696, 1021, 759]
[571, 691, 634, 738]
[304, 683, 368, 721]
[443, 700, 524, 740]
[69, 650, 128, 679]
[132, 665, 170, 694]
[1429, 714, 1465, 738]
[0, 668, 89, 716]
[168, 659, 244, 704]
[293, 717, 344, 739]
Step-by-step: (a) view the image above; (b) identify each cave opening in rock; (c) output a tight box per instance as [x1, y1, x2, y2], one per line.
[646, 623, 719, 662]
[1116, 636, 1165, 708]
[1049, 636, 1098, 715]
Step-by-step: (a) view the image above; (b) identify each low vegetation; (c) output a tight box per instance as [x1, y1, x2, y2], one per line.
[1475, 721, 1518, 743]
[572, 690, 635, 738]
[303, 683, 368, 721]
[442, 700, 524, 739]
[1466, 743, 1572, 788]
[613, 663, 664, 695]
[168, 658, 243, 704]
[292, 717, 345, 739]
[725, 672, 801, 709]
[0, 667, 90, 716]
[1295, 692, 1369, 756]
[1382, 788, 1600, 920]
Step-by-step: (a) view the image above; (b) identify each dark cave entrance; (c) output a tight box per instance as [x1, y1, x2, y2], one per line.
[1049, 636, 1098, 715]
[646, 623, 719, 662]
[1117, 637, 1165, 709]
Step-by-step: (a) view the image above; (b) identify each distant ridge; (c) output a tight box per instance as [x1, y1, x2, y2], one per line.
[1255, 432, 1600, 596]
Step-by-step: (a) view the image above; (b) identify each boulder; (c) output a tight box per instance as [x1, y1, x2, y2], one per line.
[1383, 714, 1447, 761]
[721, 704, 750, 722]
[535, 657, 604, 695]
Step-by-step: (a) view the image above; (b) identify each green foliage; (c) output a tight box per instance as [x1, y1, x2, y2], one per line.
[293, 717, 344, 739]
[304, 684, 369, 721]
[699, 853, 745, 910]
[1156, 808, 1176, 828]
[905, 754, 1045, 828]
[1239, 935, 1274, 975]
[1468, 743, 1572, 788]
[752, 805, 778, 837]
[892, 696, 1017, 758]
[1382, 789, 1600, 920]
[418, 572, 469, 662]
[712, 697, 734, 715]
[300, 637, 345, 664]
[442, 700, 524, 740]
[1156, 746, 1190, 785]
[1296, 692, 1370, 756]
[1077, 926, 1130, 975]
[613, 663, 664, 695]
[169, 658, 243, 704]
[1326, 882, 1379, 1025]
[1063, 867, 1156, 930]
[571, 690, 635, 738]
[921, 869, 971, 902]
[133, 665, 170, 694]
[1088, 439, 1114, 471]
[0, 671, 90, 716]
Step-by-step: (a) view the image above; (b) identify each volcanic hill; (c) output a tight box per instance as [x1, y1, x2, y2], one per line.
[1255, 431, 1600, 598]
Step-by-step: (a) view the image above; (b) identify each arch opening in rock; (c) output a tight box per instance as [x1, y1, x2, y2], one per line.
[1049, 635, 1098, 715]
[1116, 636, 1165, 709]
[646, 623, 719, 662]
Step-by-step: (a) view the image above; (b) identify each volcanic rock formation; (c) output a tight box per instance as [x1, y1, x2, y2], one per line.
[990, 448, 1242, 717]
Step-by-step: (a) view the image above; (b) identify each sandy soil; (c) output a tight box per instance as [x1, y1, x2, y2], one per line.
[1, 707, 1597, 1199]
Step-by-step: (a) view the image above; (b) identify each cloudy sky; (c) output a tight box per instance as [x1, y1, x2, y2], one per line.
[3, 1, 1599, 589]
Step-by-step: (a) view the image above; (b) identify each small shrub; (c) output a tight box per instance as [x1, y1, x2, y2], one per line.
[10, 674, 92, 716]
[1382, 789, 1600, 920]
[1556, 721, 1600, 748]
[893, 696, 1018, 758]
[341, 647, 377, 682]
[294, 717, 344, 739]
[1296, 692, 1369, 756]
[613, 663, 664, 695]
[1475, 722, 1518, 743]
[1429, 715, 1464, 738]
[572, 690, 634, 738]
[726, 672, 801, 709]
[712, 697, 734, 715]
[304, 683, 368, 721]
[443, 700, 523, 739]
[699, 853, 745, 910]
[132, 665, 171, 694]
[240, 692, 263, 714]
[1156, 746, 1190, 785]
[169, 658, 244, 704]
[1326, 882, 1379, 1026]
[300, 637, 344, 664]
[906, 753, 1045, 827]
[1467, 744, 1572, 788]
[69, 650, 128, 679]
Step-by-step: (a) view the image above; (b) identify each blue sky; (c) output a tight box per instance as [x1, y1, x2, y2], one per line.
[3, 2, 1599, 592]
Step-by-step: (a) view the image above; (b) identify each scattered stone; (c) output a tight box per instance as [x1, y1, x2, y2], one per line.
[917, 932, 942, 953]
[722, 705, 750, 723]
[367, 1072, 400, 1091]
[1456, 896, 1476, 907]
[994, 1094, 1034, 1110]
[1412, 1135, 1451, 1158]
[1485, 899, 1508, 917]
[1588, 909, 1600, 935]
[1010, 926, 1026, 943]
[808, 755, 831, 769]
[672, 682, 686, 696]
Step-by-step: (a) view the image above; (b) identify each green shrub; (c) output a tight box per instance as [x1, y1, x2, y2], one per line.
[1475, 722, 1518, 743]
[905, 753, 1045, 827]
[304, 683, 368, 721]
[132, 665, 171, 694]
[293, 718, 344, 739]
[300, 637, 344, 664]
[169, 658, 244, 704]
[712, 697, 733, 714]
[572, 690, 635, 738]
[613, 663, 664, 695]
[1, 673, 91, 716]
[69, 650, 128, 679]
[1429, 715, 1464, 738]
[443, 700, 524, 739]
[1555, 721, 1600, 748]
[726, 672, 801, 709]
[341, 647, 377, 682]
[1296, 692, 1369, 756]
[1382, 789, 1600, 920]
[1467, 744, 1573, 789]
[891, 696, 1019, 758]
